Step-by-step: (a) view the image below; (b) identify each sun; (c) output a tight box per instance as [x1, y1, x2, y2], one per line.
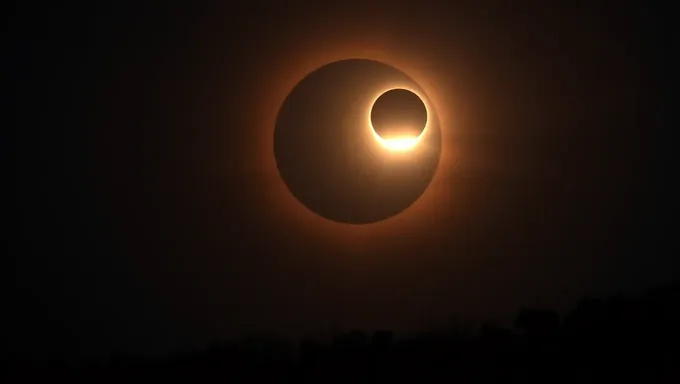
[368, 87, 429, 152]
[375, 135, 420, 151]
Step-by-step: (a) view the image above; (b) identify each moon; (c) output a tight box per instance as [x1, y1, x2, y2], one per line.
[370, 89, 428, 151]
[273, 59, 442, 224]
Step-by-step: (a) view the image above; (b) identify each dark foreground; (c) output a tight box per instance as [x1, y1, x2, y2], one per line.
[5, 283, 679, 383]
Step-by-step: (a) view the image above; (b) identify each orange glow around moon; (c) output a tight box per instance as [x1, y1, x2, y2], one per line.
[243, 28, 460, 253]
[369, 88, 430, 152]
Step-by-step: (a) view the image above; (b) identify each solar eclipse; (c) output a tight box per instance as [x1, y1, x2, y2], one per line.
[273, 59, 442, 224]
[370, 88, 428, 151]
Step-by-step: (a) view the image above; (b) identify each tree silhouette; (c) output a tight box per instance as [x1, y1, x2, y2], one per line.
[5, 281, 680, 383]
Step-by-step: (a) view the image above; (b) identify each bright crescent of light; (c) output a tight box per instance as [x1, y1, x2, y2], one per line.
[375, 136, 421, 151]
[368, 87, 430, 152]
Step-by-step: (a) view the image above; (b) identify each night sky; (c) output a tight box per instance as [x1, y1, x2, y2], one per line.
[8, 1, 676, 359]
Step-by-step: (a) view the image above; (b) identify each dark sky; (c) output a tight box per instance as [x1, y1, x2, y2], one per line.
[8, 1, 676, 358]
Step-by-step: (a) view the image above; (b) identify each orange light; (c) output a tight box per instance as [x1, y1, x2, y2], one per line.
[245, 31, 458, 254]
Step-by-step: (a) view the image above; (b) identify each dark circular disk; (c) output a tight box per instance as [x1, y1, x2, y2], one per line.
[274, 59, 442, 224]
[371, 89, 428, 139]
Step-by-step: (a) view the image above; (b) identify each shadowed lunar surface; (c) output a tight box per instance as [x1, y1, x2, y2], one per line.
[371, 88, 427, 140]
[274, 59, 441, 224]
